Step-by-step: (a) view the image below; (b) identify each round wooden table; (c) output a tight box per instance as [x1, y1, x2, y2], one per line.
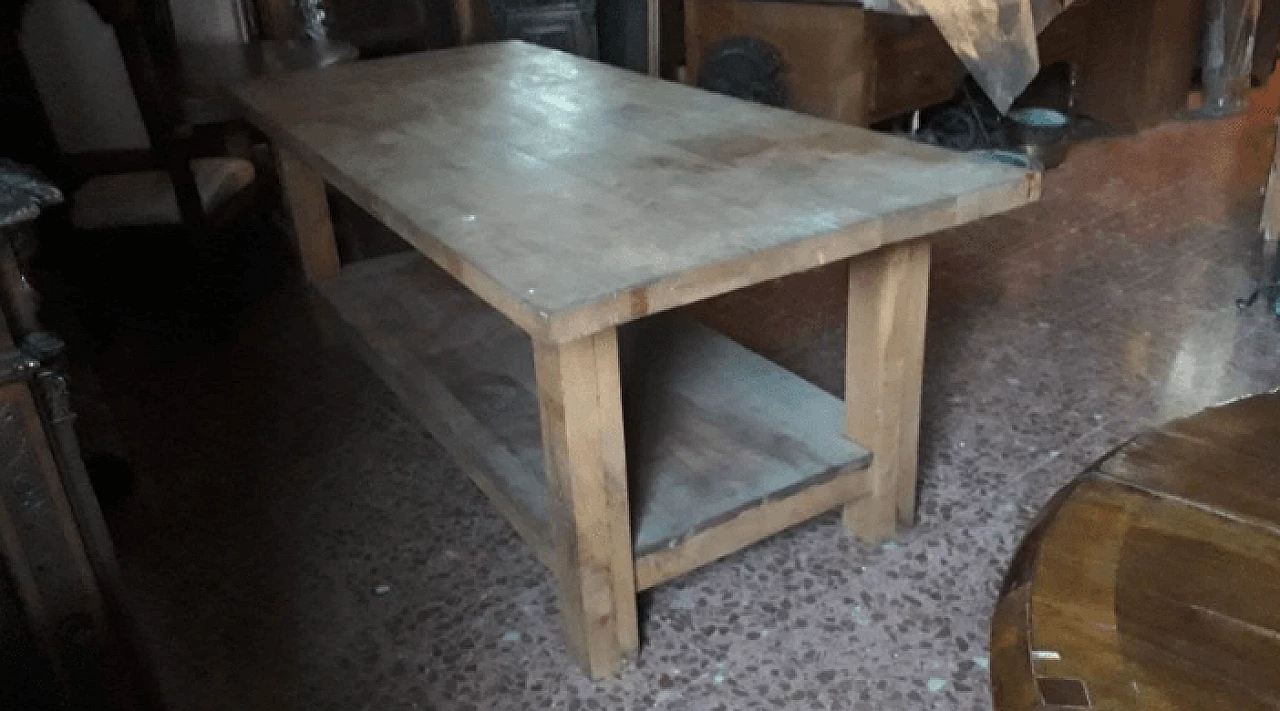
[992, 391, 1280, 710]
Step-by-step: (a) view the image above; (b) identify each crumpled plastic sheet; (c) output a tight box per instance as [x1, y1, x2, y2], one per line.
[859, 0, 1076, 113]
[1201, 0, 1261, 113]
[0, 159, 63, 229]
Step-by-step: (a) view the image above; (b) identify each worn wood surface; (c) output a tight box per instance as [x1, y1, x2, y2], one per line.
[534, 328, 638, 677]
[992, 391, 1280, 710]
[634, 462, 872, 590]
[276, 147, 341, 282]
[842, 241, 930, 542]
[317, 254, 555, 562]
[235, 41, 1038, 343]
[318, 253, 872, 570]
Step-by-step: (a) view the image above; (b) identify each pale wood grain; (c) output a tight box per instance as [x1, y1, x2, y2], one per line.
[620, 317, 872, 555]
[842, 240, 931, 541]
[318, 253, 871, 564]
[635, 464, 872, 590]
[317, 254, 555, 565]
[275, 147, 340, 283]
[535, 330, 638, 678]
[235, 41, 1038, 343]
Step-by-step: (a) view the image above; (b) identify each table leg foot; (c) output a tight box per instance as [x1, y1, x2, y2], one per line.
[842, 497, 897, 543]
[534, 329, 639, 678]
[842, 241, 931, 543]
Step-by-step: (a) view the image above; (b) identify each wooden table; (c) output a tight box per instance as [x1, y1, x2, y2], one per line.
[992, 392, 1280, 709]
[233, 40, 1039, 677]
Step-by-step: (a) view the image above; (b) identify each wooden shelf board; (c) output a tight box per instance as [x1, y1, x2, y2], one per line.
[319, 252, 872, 582]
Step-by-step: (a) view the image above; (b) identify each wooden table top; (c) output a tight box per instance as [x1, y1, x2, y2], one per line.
[234, 41, 1039, 342]
[992, 391, 1280, 710]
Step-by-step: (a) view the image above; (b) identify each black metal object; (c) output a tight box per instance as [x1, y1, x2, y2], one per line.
[697, 36, 788, 107]
[1236, 237, 1280, 318]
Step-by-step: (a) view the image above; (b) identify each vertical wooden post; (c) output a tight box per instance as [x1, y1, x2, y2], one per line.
[1262, 120, 1280, 311]
[842, 240, 931, 542]
[647, 0, 661, 76]
[533, 329, 638, 679]
[452, 0, 476, 45]
[1262, 118, 1280, 242]
[275, 148, 341, 283]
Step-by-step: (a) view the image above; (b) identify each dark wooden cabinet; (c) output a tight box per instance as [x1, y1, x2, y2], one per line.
[686, 0, 1205, 129]
[325, 0, 456, 55]
[495, 2, 597, 58]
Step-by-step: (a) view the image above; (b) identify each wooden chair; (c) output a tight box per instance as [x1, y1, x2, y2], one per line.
[20, 0, 257, 232]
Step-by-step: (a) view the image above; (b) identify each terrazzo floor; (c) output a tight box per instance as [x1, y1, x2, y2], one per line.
[82, 79, 1280, 710]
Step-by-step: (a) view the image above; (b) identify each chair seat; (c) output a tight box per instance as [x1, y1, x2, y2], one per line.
[71, 157, 255, 230]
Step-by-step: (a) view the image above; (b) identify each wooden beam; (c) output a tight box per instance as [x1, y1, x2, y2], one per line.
[647, 0, 661, 76]
[452, 0, 476, 45]
[842, 240, 931, 541]
[534, 330, 638, 678]
[275, 147, 340, 283]
[635, 463, 872, 590]
[1263, 119, 1280, 242]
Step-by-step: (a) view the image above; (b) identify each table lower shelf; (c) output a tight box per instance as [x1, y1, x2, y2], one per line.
[318, 252, 872, 589]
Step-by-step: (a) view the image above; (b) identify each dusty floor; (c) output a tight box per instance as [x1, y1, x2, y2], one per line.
[81, 79, 1280, 710]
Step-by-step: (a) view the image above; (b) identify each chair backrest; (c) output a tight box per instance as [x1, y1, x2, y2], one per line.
[20, 0, 151, 155]
[22, 0, 204, 224]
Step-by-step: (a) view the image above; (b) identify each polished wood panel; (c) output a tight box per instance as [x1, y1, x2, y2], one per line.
[992, 391, 1280, 710]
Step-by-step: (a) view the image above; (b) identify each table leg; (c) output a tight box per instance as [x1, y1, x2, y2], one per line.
[842, 240, 931, 542]
[275, 147, 340, 283]
[533, 329, 639, 678]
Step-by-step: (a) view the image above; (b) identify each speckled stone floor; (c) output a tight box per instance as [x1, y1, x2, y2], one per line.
[83, 79, 1280, 710]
